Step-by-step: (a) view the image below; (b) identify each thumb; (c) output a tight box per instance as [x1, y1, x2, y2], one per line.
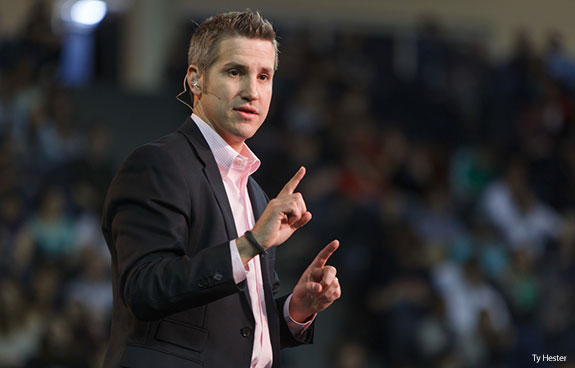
[305, 281, 322, 294]
[294, 281, 322, 299]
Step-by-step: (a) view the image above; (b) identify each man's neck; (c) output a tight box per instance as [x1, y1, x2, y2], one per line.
[192, 113, 244, 153]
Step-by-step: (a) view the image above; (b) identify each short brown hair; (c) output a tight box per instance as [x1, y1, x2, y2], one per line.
[187, 10, 279, 75]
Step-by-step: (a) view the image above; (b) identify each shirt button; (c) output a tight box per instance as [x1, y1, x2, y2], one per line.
[240, 326, 253, 338]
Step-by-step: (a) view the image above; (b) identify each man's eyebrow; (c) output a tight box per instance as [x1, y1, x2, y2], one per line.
[260, 66, 274, 74]
[221, 62, 274, 74]
[222, 62, 245, 70]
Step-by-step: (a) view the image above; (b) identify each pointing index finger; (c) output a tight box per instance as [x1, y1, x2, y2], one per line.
[312, 240, 340, 268]
[279, 166, 306, 196]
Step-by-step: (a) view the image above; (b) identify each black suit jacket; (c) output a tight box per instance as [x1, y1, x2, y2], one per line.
[101, 117, 313, 367]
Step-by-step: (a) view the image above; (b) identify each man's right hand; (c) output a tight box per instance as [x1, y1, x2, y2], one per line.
[237, 167, 311, 263]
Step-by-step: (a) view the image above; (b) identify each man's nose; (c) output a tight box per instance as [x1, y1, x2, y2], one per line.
[241, 77, 259, 101]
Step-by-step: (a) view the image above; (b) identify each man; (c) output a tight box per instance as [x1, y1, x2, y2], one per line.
[101, 10, 341, 368]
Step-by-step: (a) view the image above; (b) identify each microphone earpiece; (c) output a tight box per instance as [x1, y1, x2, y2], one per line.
[190, 78, 201, 90]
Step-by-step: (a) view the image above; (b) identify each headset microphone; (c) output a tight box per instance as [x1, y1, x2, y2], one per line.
[176, 76, 221, 110]
[205, 91, 222, 100]
[191, 78, 222, 100]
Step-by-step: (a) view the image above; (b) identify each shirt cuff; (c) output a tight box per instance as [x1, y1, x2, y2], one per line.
[229, 240, 247, 284]
[283, 294, 316, 336]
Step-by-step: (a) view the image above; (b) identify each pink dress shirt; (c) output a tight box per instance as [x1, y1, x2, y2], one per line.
[192, 114, 312, 368]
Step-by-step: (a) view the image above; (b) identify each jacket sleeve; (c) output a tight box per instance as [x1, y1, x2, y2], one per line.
[103, 144, 242, 321]
[276, 294, 315, 348]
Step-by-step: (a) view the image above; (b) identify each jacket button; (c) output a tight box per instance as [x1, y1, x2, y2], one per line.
[240, 327, 253, 338]
[214, 272, 223, 281]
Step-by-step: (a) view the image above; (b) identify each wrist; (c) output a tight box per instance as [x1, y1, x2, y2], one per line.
[289, 297, 314, 323]
[236, 236, 258, 265]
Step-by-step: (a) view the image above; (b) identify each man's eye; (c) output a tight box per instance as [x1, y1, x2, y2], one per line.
[228, 69, 240, 76]
[259, 74, 270, 81]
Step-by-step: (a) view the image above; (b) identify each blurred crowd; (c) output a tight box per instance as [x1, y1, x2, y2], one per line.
[1, 4, 574, 368]
[260, 24, 575, 368]
[1, 3, 114, 367]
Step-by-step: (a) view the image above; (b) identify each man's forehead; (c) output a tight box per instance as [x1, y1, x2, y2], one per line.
[213, 36, 276, 69]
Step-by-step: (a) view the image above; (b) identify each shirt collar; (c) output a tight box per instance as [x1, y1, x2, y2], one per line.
[191, 113, 260, 176]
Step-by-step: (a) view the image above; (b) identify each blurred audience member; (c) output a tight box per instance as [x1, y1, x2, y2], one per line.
[482, 157, 562, 255]
[35, 87, 84, 170]
[65, 248, 112, 319]
[0, 277, 43, 367]
[433, 258, 511, 366]
[24, 185, 76, 261]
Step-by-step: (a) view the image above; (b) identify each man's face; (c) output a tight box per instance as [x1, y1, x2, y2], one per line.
[191, 36, 275, 151]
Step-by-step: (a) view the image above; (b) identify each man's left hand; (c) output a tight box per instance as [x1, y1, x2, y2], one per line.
[289, 240, 341, 323]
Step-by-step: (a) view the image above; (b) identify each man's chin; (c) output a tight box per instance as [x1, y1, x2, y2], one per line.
[234, 121, 263, 135]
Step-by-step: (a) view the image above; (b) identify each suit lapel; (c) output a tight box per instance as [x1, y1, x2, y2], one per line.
[203, 162, 238, 240]
[247, 177, 267, 220]
[178, 117, 238, 240]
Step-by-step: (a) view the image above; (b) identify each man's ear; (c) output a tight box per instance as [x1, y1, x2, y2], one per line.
[186, 65, 201, 96]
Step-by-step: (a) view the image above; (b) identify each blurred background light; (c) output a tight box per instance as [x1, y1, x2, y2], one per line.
[57, 0, 108, 86]
[70, 0, 107, 26]
[59, 0, 107, 27]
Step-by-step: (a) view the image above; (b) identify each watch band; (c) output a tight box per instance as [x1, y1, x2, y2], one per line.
[244, 230, 267, 256]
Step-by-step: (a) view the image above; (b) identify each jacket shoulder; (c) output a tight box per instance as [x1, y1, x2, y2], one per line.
[126, 131, 193, 166]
